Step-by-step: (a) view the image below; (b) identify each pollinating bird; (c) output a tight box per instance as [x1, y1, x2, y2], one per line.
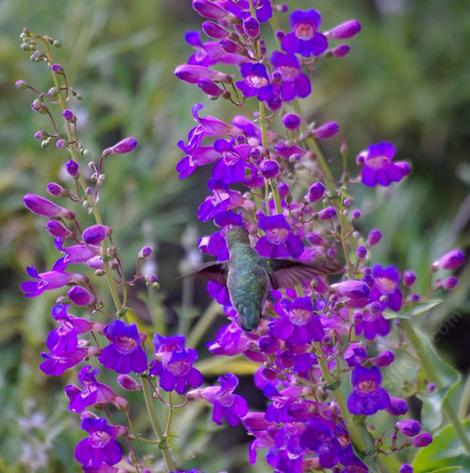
[192, 226, 339, 331]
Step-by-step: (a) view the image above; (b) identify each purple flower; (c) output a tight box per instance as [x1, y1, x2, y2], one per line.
[68, 286, 95, 306]
[281, 9, 328, 57]
[39, 304, 94, 376]
[343, 342, 367, 367]
[82, 225, 112, 245]
[65, 159, 79, 177]
[46, 220, 72, 239]
[191, 373, 248, 426]
[270, 297, 324, 344]
[65, 366, 126, 413]
[396, 419, 421, 437]
[433, 248, 465, 270]
[150, 334, 204, 394]
[331, 280, 370, 307]
[23, 193, 74, 219]
[355, 310, 390, 340]
[255, 213, 304, 259]
[386, 396, 409, 416]
[412, 432, 433, 448]
[270, 52, 311, 101]
[347, 366, 390, 415]
[236, 63, 273, 101]
[282, 113, 301, 130]
[399, 465, 414, 473]
[300, 418, 342, 468]
[21, 261, 84, 298]
[75, 416, 122, 468]
[98, 320, 147, 374]
[312, 121, 340, 139]
[367, 228, 383, 246]
[357, 141, 411, 187]
[370, 264, 402, 311]
[105, 137, 138, 155]
[174, 64, 230, 85]
[326, 20, 362, 40]
[307, 181, 325, 202]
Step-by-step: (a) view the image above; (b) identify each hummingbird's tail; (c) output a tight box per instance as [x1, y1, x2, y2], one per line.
[236, 301, 261, 331]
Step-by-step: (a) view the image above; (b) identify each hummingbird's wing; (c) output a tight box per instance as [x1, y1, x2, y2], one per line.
[184, 261, 227, 286]
[269, 258, 340, 289]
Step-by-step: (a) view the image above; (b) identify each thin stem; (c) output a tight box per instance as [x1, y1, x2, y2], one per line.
[187, 300, 220, 348]
[43, 37, 125, 315]
[140, 376, 177, 472]
[315, 345, 368, 454]
[458, 372, 470, 419]
[401, 319, 470, 452]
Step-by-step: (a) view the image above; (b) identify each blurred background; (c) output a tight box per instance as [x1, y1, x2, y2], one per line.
[0, 0, 469, 471]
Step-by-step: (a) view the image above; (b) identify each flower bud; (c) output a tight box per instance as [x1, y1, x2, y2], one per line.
[201, 21, 229, 39]
[260, 160, 280, 178]
[46, 220, 72, 239]
[106, 137, 139, 155]
[399, 465, 413, 473]
[46, 182, 66, 197]
[373, 350, 395, 367]
[174, 64, 230, 84]
[282, 113, 301, 130]
[432, 249, 465, 271]
[331, 280, 370, 302]
[351, 209, 362, 219]
[367, 228, 383, 246]
[403, 270, 416, 287]
[220, 38, 243, 54]
[412, 432, 432, 448]
[50, 63, 63, 73]
[117, 374, 142, 391]
[243, 16, 260, 38]
[82, 224, 112, 245]
[62, 108, 75, 122]
[68, 286, 95, 306]
[33, 130, 46, 140]
[318, 206, 337, 220]
[192, 0, 229, 20]
[386, 397, 409, 416]
[15, 79, 29, 89]
[441, 276, 459, 290]
[138, 246, 153, 258]
[307, 182, 325, 203]
[198, 79, 224, 97]
[313, 121, 340, 139]
[331, 44, 351, 58]
[327, 20, 362, 39]
[396, 419, 421, 437]
[65, 160, 80, 177]
[55, 139, 66, 149]
[23, 193, 74, 219]
[356, 245, 367, 259]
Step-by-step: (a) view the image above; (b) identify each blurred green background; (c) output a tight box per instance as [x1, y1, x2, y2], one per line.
[0, 0, 469, 471]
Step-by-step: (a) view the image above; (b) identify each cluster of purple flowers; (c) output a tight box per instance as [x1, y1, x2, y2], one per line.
[174, 2, 467, 472]
[18, 2, 468, 471]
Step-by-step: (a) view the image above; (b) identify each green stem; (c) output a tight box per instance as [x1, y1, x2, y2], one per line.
[187, 300, 220, 348]
[315, 346, 368, 454]
[458, 372, 470, 419]
[401, 319, 470, 452]
[43, 37, 125, 315]
[140, 376, 177, 472]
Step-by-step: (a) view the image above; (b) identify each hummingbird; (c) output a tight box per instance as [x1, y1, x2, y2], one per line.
[192, 226, 340, 331]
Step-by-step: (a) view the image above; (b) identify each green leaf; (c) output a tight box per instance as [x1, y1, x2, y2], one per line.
[412, 420, 470, 473]
[411, 328, 462, 431]
[384, 299, 442, 320]
[409, 298, 442, 316]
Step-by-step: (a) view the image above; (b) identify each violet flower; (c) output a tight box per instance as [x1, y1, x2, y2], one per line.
[150, 334, 204, 394]
[347, 366, 390, 415]
[281, 9, 328, 57]
[98, 320, 147, 374]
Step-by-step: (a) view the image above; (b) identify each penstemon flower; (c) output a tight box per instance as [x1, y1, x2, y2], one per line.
[17, 2, 468, 472]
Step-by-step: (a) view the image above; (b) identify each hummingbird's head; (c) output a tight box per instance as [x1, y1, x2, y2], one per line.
[224, 225, 250, 249]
